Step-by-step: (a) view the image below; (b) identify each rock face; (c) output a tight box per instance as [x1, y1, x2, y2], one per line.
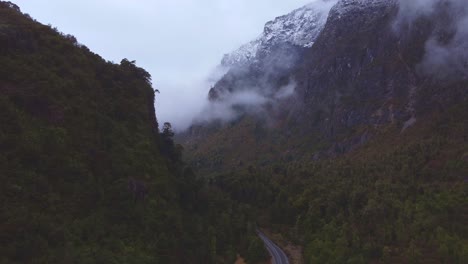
[181, 0, 468, 172]
[294, 0, 404, 135]
[221, 1, 336, 68]
[211, 1, 338, 102]
[292, 0, 467, 137]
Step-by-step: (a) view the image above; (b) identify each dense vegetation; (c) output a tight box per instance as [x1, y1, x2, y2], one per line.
[2, 1, 466, 264]
[212, 103, 468, 263]
[0, 2, 265, 263]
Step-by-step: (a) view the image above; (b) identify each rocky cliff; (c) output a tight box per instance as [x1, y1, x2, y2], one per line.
[180, 0, 468, 173]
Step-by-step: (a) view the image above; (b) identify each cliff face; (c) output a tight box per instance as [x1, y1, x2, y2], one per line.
[293, 0, 466, 136]
[211, 1, 337, 102]
[221, 1, 336, 68]
[181, 0, 468, 173]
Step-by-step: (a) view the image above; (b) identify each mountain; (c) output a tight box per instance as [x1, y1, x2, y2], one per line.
[0, 2, 261, 263]
[181, 0, 467, 173]
[180, 0, 468, 262]
[221, 0, 336, 68]
[211, 1, 337, 103]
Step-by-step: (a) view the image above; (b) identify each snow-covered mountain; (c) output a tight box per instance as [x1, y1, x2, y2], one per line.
[183, 0, 467, 167]
[221, 0, 337, 68]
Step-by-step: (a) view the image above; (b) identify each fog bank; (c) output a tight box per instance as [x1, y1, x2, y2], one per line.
[395, 0, 468, 80]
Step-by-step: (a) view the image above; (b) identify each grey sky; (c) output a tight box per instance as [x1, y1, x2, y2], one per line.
[14, 0, 312, 130]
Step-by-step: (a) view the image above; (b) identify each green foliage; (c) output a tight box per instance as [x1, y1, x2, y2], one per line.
[0, 3, 255, 263]
[246, 236, 269, 263]
[207, 102, 468, 263]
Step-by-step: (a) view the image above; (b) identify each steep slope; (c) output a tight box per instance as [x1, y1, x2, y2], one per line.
[0, 2, 257, 263]
[214, 103, 467, 263]
[0, 3, 175, 262]
[212, 0, 337, 103]
[181, 1, 340, 175]
[221, 0, 336, 68]
[180, 1, 468, 262]
[293, 0, 466, 137]
[181, 0, 467, 174]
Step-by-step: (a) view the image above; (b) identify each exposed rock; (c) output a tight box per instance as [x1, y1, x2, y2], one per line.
[221, 1, 336, 68]
[181, 0, 468, 169]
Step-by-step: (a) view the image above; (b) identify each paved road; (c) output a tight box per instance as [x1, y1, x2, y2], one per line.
[257, 230, 289, 264]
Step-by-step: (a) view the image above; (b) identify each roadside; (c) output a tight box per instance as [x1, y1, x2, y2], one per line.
[235, 253, 270, 264]
[235, 254, 247, 264]
[259, 229, 303, 264]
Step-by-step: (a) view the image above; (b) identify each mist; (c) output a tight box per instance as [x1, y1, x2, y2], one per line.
[395, 0, 468, 80]
[156, 65, 229, 132]
[13, 0, 317, 131]
[169, 0, 337, 132]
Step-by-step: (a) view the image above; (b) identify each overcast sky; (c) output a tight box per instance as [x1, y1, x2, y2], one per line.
[14, 0, 312, 130]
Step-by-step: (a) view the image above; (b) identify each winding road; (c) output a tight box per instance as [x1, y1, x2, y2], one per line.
[257, 230, 289, 264]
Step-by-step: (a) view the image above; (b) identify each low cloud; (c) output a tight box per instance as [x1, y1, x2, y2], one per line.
[191, 79, 298, 127]
[156, 66, 229, 132]
[194, 90, 269, 124]
[274, 82, 296, 99]
[394, 0, 468, 80]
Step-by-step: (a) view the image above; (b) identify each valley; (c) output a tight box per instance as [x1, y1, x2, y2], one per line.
[1, 0, 467, 263]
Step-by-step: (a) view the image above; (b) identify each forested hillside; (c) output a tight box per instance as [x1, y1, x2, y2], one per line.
[214, 103, 467, 263]
[0, 2, 263, 263]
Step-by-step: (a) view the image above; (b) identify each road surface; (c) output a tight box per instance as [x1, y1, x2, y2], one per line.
[257, 230, 289, 264]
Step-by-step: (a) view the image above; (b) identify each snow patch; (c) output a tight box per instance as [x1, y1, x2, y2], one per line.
[222, 0, 338, 68]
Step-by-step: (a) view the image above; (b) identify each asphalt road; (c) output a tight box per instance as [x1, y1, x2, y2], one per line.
[257, 231, 289, 264]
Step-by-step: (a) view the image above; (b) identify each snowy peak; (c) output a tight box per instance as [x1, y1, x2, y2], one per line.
[221, 0, 337, 68]
[220, 37, 261, 68]
[262, 1, 336, 48]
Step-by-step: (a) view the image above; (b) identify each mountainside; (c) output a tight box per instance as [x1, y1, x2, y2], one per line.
[221, 0, 336, 68]
[293, 0, 466, 136]
[0, 2, 259, 263]
[179, 1, 467, 262]
[181, 0, 467, 173]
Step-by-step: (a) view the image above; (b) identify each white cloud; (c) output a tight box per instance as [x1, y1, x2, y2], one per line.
[395, 0, 468, 80]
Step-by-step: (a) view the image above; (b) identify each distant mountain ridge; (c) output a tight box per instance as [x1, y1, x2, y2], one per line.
[180, 0, 467, 172]
[221, 1, 336, 68]
[220, 0, 395, 69]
